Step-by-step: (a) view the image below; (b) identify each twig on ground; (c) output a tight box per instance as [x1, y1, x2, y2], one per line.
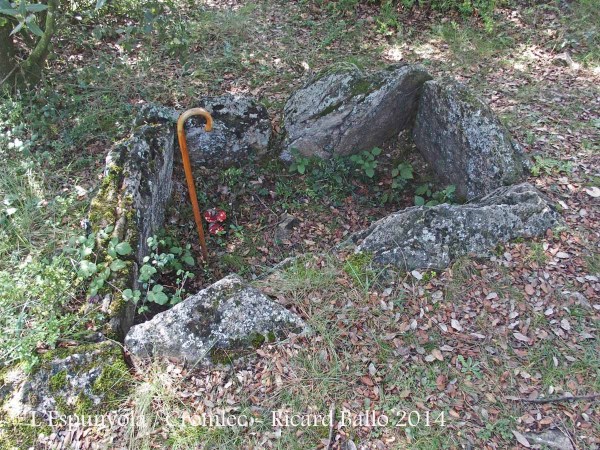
[510, 394, 600, 404]
[327, 403, 335, 450]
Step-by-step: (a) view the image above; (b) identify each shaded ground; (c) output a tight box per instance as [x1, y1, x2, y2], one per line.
[0, 0, 598, 448]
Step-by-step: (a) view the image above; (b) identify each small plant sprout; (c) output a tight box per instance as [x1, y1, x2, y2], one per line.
[350, 146, 382, 178]
[204, 208, 227, 235]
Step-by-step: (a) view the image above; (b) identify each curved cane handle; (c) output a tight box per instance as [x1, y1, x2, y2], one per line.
[177, 108, 213, 263]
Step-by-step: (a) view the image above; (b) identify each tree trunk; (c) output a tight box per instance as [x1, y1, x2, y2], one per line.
[20, 0, 59, 87]
[0, 22, 17, 87]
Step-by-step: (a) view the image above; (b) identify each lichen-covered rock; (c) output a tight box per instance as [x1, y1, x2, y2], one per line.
[413, 79, 525, 201]
[184, 95, 272, 167]
[352, 183, 562, 271]
[0, 341, 131, 421]
[89, 110, 175, 339]
[125, 274, 305, 365]
[281, 63, 432, 161]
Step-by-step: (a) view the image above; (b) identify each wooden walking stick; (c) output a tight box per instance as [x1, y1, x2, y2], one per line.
[177, 108, 213, 263]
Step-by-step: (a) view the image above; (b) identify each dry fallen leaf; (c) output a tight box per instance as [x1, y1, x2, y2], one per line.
[431, 349, 444, 361]
[451, 319, 463, 331]
[512, 430, 531, 447]
[514, 332, 531, 343]
[525, 285, 535, 295]
[584, 186, 600, 198]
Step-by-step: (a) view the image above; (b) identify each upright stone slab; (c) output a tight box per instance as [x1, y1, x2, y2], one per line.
[125, 275, 305, 365]
[185, 95, 272, 167]
[281, 64, 432, 161]
[89, 108, 175, 339]
[413, 79, 525, 201]
[352, 183, 561, 271]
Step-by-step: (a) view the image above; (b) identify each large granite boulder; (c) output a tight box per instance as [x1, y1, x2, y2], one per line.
[0, 341, 131, 421]
[352, 183, 562, 271]
[89, 109, 175, 339]
[281, 64, 432, 161]
[125, 275, 305, 365]
[413, 79, 525, 201]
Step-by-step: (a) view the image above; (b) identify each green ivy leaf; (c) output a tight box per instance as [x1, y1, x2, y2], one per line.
[139, 264, 157, 282]
[110, 259, 127, 271]
[78, 260, 97, 278]
[123, 289, 141, 303]
[399, 165, 413, 180]
[371, 147, 382, 156]
[148, 285, 169, 305]
[415, 184, 429, 196]
[115, 242, 133, 256]
[414, 195, 425, 206]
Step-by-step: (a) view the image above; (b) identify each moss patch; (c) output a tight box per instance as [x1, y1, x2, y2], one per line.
[91, 354, 132, 412]
[49, 370, 67, 393]
[0, 419, 52, 450]
[343, 252, 375, 286]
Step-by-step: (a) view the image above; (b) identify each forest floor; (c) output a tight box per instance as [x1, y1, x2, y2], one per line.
[1, 0, 599, 449]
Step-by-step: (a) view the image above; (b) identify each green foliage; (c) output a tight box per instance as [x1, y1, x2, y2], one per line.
[391, 162, 414, 189]
[376, 0, 400, 35]
[414, 183, 456, 206]
[0, 254, 84, 370]
[530, 155, 572, 177]
[343, 252, 376, 289]
[133, 234, 195, 313]
[350, 146, 382, 178]
[0, 0, 48, 37]
[457, 354, 483, 379]
[68, 225, 133, 297]
[220, 167, 245, 188]
[288, 149, 310, 175]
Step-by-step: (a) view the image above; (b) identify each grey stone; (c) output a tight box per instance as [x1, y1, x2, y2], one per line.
[352, 183, 562, 271]
[524, 428, 574, 450]
[274, 213, 299, 242]
[1, 341, 130, 420]
[413, 79, 525, 201]
[185, 95, 272, 167]
[125, 274, 305, 364]
[89, 110, 175, 339]
[281, 63, 432, 161]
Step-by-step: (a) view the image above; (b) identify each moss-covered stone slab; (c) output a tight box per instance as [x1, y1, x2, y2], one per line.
[352, 183, 562, 271]
[88, 108, 175, 339]
[281, 63, 432, 160]
[413, 79, 526, 201]
[125, 274, 306, 365]
[0, 341, 131, 422]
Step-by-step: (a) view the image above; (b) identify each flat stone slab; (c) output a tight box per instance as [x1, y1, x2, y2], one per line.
[125, 275, 305, 365]
[352, 183, 562, 271]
